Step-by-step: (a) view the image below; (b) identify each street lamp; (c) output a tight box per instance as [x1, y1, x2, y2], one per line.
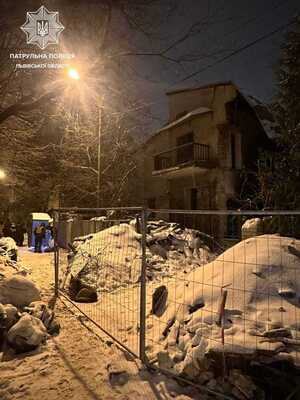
[68, 68, 80, 81]
[0, 169, 6, 180]
[0, 170, 16, 219]
[66, 67, 102, 208]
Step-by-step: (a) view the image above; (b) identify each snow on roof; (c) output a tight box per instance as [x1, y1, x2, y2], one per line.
[155, 107, 212, 135]
[145, 81, 278, 143]
[167, 82, 279, 139]
[31, 212, 51, 221]
[240, 93, 279, 139]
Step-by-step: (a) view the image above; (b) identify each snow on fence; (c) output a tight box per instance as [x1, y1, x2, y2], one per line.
[52, 208, 300, 398]
[53, 207, 145, 357]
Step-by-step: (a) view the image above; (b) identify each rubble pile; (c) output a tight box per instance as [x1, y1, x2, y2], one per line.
[144, 220, 220, 282]
[0, 257, 59, 359]
[0, 237, 18, 261]
[66, 220, 218, 293]
[0, 254, 31, 277]
[146, 234, 300, 398]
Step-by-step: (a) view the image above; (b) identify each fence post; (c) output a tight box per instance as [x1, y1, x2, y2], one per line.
[139, 207, 147, 363]
[53, 210, 60, 297]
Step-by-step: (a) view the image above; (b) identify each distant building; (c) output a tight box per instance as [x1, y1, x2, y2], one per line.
[142, 81, 277, 238]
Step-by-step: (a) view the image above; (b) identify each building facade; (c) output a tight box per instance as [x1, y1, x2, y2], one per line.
[142, 81, 275, 238]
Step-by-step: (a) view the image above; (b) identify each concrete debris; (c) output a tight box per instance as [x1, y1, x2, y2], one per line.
[228, 370, 258, 399]
[157, 350, 174, 370]
[65, 221, 218, 296]
[0, 275, 40, 308]
[7, 314, 47, 353]
[0, 237, 18, 261]
[2, 304, 19, 330]
[25, 301, 60, 335]
[262, 328, 292, 338]
[167, 321, 180, 347]
[0, 256, 59, 360]
[107, 365, 129, 386]
[0, 254, 31, 277]
[180, 337, 208, 376]
[106, 355, 139, 387]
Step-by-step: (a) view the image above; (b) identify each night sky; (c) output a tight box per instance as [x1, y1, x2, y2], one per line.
[1, 0, 300, 132]
[132, 0, 300, 127]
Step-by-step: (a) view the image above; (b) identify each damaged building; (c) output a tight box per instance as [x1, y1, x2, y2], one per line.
[142, 81, 277, 239]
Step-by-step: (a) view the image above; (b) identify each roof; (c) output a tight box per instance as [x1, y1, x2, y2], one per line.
[31, 212, 51, 221]
[146, 81, 278, 142]
[166, 81, 233, 96]
[154, 107, 212, 135]
[240, 93, 279, 139]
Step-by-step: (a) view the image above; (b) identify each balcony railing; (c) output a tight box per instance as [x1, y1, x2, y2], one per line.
[154, 142, 210, 172]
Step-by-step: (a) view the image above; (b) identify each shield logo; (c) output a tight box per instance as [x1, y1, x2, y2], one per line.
[21, 6, 64, 49]
[37, 20, 49, 37]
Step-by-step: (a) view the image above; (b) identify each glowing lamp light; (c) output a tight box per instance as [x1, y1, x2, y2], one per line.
[0, 169, 6, 180]
[68, 68, 80, 80]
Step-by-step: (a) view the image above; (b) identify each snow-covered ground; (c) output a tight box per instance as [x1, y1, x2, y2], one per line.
[2, 228, 300, 399]
[0, 249, 208, 400]
[54, 218, 300, 398]
[144, 234, 300, 382]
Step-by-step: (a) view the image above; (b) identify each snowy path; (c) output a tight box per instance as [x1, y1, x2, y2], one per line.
[0, 249, 209, 400]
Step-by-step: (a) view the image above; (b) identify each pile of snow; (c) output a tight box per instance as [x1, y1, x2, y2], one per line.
[0, 256, 59, 357]
[69, 224, 142, 292]
[241, 218, 263, 240]
[0, 237, 18, 261]
[146, 234, 300, 377]
[67, 221, 218, 293]
[0, 254, 31, 277]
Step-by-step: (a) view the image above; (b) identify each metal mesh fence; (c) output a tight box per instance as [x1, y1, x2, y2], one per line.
[54, 207, 145, 357]
[143, 210, 300, 397]
[53, 208, 300, 397]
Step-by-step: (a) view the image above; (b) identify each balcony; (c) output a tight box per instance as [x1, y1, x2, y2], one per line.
[153, 142, 212, 177]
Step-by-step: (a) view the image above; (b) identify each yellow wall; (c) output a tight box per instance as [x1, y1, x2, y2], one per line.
[168, 84, 237, 123]
[142, 83, 241, 212]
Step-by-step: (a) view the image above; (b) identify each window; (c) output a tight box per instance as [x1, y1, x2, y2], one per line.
[177, 132, 194, 146]
[225, 100, 236, 125]
[258, 156, 273, 171]
[176, 132, 194, 164]
[147, 198, 156, 209]
[190, 188, 197, 210]
[231, 133, 236, 169]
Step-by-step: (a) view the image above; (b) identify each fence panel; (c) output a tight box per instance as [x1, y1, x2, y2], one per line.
[54, 207, 300, 397]
[143, 210, 300, 398]
[54, 208, 144, 357]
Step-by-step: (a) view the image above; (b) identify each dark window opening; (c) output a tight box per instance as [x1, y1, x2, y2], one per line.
[176, 132, 194, 164]
[258, 156, 273, 171]
[147, 198, 156, 209]
[177, 132, 194, 146]
[190, 188, 197, 210]
[231, 133, 236, 169]
[225, 101, 236, 125]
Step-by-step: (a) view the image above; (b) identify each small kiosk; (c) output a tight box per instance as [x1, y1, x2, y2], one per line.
[28, 212, 52, 250]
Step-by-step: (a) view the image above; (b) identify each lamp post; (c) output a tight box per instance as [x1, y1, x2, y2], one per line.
[97, 104, 102, 208]
[67, 67, 102, 208]
[0, 169, 16, 219]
